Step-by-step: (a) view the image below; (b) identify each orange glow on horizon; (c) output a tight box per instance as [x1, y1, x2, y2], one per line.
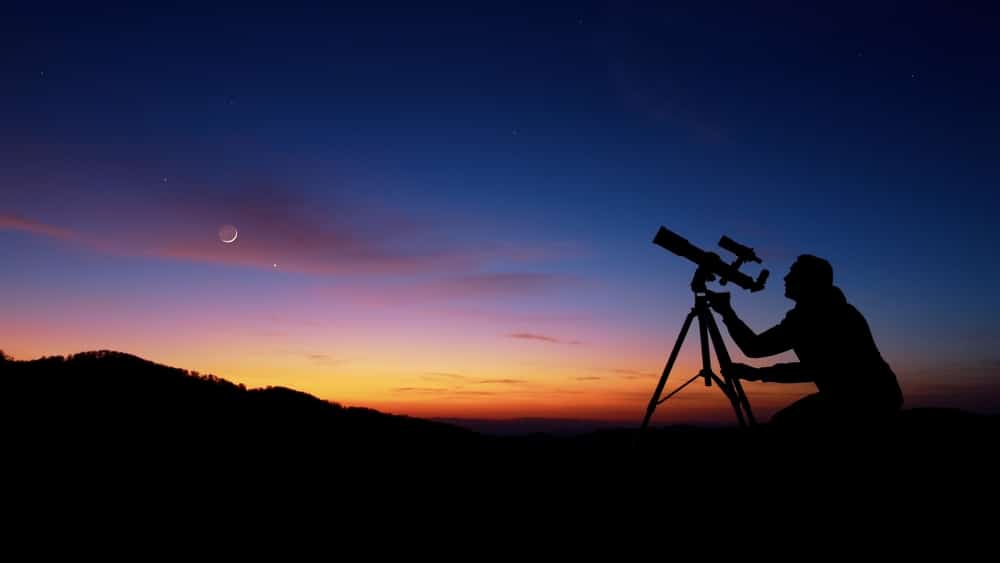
[1, 328, 812, 425]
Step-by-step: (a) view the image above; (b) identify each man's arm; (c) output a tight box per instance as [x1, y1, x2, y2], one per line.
[717, 309, 794, 358]
[758, 362, 813, 383]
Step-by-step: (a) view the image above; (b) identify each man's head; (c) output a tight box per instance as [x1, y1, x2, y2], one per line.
[784, 255, 833, 302]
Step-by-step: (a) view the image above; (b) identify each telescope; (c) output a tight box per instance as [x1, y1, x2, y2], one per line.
[652, 226, 769, 292]
[638, 226, 769, 435]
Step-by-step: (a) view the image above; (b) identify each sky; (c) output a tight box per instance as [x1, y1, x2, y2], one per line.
[2, 1, 999, 425]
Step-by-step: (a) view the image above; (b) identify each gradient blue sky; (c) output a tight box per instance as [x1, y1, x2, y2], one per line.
[2, 1, 999, 421]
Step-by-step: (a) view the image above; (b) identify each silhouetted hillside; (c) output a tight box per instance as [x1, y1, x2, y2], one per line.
[2, 350, 483, 461]
[3, 350, 999, 478]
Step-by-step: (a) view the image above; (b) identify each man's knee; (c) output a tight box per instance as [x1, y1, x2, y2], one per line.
[769, 394, 831, 428]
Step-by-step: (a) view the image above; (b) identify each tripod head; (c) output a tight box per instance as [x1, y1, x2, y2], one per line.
[652, 226, 769, 293]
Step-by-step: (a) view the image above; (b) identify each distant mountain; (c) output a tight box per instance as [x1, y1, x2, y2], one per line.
[434, 417, 635, 436]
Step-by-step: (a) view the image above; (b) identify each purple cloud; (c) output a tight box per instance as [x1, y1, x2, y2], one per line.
[0, 214, 77, 241]
[2, 202, 573, 280]
[507, 332, 561, 344]
[342, 273, 579, 306]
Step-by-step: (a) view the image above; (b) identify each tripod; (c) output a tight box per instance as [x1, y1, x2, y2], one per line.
[639, 267, 756, 435]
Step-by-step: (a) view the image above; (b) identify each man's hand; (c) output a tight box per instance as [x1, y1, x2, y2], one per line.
[723, 362, 761, 381]
[706, 291, 734, 317]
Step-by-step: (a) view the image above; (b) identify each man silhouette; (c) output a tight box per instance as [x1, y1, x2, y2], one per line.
[709, 255, 903, 428]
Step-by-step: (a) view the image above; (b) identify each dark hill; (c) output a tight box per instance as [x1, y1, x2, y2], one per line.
[2, 350, 483, 461]
[3, 349, 998, 477]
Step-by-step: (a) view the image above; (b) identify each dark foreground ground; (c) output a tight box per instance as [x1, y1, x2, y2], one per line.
[4, 350, 997, 504]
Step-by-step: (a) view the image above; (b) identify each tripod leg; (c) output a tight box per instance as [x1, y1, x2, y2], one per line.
[639, 308, 698, 435]
[699, 307, 711, 386]
[730, 377, 756, 426]
[699, 307, 747, 427]
[703, 309, 756, 426]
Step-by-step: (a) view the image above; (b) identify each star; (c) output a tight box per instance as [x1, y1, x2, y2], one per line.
[910, 73, 917, 79]
[273, 263, 278, 269]
[162, 177, 168, 183]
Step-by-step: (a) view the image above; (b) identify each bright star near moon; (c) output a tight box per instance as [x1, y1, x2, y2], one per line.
[218, 224, 238, 244]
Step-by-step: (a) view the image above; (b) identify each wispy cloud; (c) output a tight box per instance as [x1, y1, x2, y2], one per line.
[610, 368, 658, 379]
[394, 387, 451, 394]
[398, 375, 530, 399]
[2, 204, 441, 274]
[148, 188, 474, 275]
[428, 307, 591, 324]
[508, 332, 560, 343]
[0, 214, 77, 241]
[4, 209, 580, 306]
[393, 387, 497, 397]
[3, 181, 576, 278]
[0, 213, 123, 254]
[274, 349, 341, 365]
[306, 354, 340, 365]
[423, 372, 468, 380]
[447, 274, 573, 298]
[346, 273, 580, 307]
[576, 376, 602, 381]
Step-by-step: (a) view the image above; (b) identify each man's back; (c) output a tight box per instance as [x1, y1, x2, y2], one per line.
[783, 286, 902, 412]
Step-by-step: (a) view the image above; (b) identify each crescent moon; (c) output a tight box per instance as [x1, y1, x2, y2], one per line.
[219, 224, 238, 244]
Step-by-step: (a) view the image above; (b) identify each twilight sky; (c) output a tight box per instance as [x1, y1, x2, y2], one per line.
[3, 1, 999, 424]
